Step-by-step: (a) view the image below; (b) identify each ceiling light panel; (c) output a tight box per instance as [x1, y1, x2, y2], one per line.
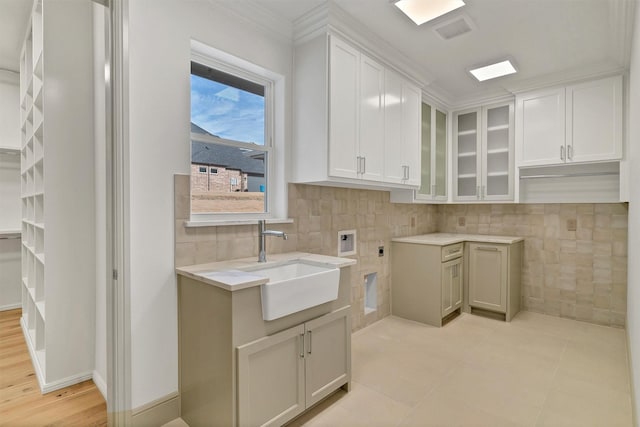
[394, 0, 465, 26]
[469, 60, 517, 82]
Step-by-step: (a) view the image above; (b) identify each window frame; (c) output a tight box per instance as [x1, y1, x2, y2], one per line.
[188, 45, 283, 225]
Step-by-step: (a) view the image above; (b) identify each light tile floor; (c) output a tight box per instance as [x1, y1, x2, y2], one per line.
[286, 311, 633, 427]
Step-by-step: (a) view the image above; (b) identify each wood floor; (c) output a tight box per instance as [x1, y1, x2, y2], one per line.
[0, 309, 107, 426]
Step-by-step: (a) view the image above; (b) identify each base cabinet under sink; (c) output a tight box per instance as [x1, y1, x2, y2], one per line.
[237, 306, 351, 427]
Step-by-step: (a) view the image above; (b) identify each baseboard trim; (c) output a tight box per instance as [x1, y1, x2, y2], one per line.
[93, 370, 107, 400]
[131, 391, 180, 427]
[1, 302, 21, 312]
[626, 328, 637, 427]
[20, 317, 94, 394]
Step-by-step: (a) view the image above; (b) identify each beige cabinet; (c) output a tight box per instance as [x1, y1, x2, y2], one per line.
[467, 242, 522, 321]
[391, 242, 463, 327]
[237, 325, 306, 427]
[178, 265, 352, 427]
[441, 257, 463, 317]
[237, 306, 351, 427]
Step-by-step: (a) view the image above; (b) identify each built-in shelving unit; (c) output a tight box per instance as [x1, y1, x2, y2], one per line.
[19, 0, 95, 393]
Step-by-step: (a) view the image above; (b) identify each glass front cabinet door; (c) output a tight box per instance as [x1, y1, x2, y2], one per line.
[453, 101, 514, 201]
[417, 102, 448, 201]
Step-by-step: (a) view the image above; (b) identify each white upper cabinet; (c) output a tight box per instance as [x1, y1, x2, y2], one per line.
[416, 103, 447, 201]
[453, 102, 514, 201]
[516, 75, 622, 167]
[566, 76, 623, 163]
[292, 33, 421, 189]
[358, 54, 385, 182]
[328, 38, 359, 179]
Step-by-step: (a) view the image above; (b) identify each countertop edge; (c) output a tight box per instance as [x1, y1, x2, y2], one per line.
[176, 252, 357, 291]
[392, 233, 525, 246]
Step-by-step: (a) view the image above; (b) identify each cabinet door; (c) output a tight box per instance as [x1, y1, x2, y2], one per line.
[566, 76, 623, 163]
[516, 87, 566, 167]
[433, 108, 448, 199]
[329, 37, 359, 179]
[384, 70, 405, 183]
[304, 306, 351, 408]
[482, 103, 514, 201]
[359, 54, 385, 182]
[441, 257, 463, 317]
[454, 109, 481, 200]
[237, 324, 306, 427]
[417, 102, 433, 197]
[402, 82, 422, 186]
[468, 243, 508, 313]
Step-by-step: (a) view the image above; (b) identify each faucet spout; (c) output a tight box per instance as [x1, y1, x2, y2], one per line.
[258, 220, 287, 263]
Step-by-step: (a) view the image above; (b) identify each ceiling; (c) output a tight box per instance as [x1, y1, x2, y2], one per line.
[0, 0, 633, 105]
[0, 0, 32, 73]
[256, 0, 635, 106]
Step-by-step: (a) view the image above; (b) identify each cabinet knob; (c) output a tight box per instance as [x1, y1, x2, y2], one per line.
[560, 146, 565, 161]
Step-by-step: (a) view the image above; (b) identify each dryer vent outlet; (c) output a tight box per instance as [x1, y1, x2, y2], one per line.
[338, 230, 356, 256]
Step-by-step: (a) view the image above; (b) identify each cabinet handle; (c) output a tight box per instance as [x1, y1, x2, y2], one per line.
[476, 246, 498, 251]
[299, 333, 305, 358]
[431, 184, 436, 196]
[362, 157, 366, 175]
[476, 186, 480, 200]
[482, 185, 486, 199]
[356, 156, 361, 174]
[307, 330, 312, 354]
[568, 145, 573, 160]
[560, 146, 565, 161]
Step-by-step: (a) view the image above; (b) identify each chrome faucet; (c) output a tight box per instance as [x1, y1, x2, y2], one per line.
[258, 220, 287, 262]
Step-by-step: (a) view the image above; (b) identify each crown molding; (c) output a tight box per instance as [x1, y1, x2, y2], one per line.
[293, 1, 434, 88]
[208, 0, 294, 45]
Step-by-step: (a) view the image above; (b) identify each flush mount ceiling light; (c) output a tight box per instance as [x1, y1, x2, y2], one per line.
[469, 60, 517, 82]
[393, 0, 466, 26]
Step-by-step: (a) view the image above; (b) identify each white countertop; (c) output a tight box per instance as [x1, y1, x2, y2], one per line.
[176, 251, 357, 291]
[392, 233, 524, 246]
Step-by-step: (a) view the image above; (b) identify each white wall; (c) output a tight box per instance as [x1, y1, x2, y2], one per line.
[126, 0, 293, 408]
[0, 73, 22, 311]
[627, 2, 640, 423]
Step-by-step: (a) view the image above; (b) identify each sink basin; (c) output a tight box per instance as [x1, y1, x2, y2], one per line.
[245, 259, 340, 321]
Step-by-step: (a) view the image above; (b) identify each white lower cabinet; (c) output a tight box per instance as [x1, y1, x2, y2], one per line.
[237, 306, 351, 427]
[467, 242, 522, 321]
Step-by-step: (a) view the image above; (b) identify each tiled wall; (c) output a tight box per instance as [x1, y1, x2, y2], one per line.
[176, 174, 628, 329]
[439, 203, 628, 327]
[174, 175, 438, 331]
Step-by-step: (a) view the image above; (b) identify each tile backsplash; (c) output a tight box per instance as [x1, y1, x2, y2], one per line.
[174, 175, 438, 331]
[175, 175, 628, 329]
[439, 203, 628, 327]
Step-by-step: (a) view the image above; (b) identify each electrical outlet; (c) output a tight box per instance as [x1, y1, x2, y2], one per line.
[567, 218, 577, 231]
[378, 246, 384, 257]
[458, 217, 466, 226]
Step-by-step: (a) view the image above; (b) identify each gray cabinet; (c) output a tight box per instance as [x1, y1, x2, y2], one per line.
[391, 242, 463, 327]
[237, 306, 351, 427]
[467, 242, 522, 321]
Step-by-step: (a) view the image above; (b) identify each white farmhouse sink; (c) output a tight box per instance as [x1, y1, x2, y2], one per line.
[245, 259, 340, 321]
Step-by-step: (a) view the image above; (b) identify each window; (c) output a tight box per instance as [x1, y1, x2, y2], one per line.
[188, 40, 286, 225]
[199, 166, 207, 173]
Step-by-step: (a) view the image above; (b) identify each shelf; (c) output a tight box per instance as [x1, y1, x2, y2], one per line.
[487, 148, 509, 155]
[0, 146, 21, 155]
[457, 129, 477, 136]
[458, 174, 477, 179]
[487, 124, 509, 132]
[35, 252, 45, 264]
[487, 171, 509, 177]
[458, 151, 477, 158]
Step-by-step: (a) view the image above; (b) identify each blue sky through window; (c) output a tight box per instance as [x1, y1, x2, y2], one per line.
[190, 74, 265, 145]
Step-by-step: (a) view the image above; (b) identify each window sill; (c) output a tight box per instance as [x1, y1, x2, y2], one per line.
[184, 218, 294, 228]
